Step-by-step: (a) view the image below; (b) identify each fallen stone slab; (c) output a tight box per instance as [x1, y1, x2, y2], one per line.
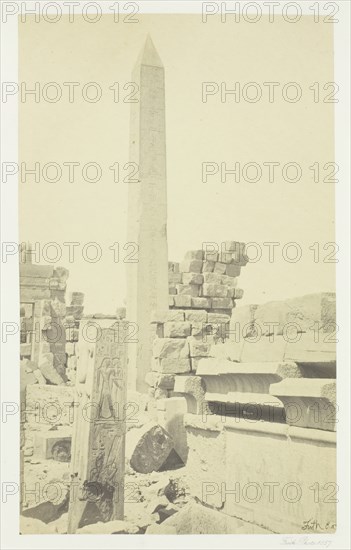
[126, 421, 175, 473]
[230, 293, 336, 337]
[284, 332, 336, 363]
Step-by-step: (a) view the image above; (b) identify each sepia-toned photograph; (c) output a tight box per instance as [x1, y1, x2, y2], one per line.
[0, 1, 350, 548]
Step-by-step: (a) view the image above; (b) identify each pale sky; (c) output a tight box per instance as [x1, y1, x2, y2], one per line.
[19, 15, 335, 314]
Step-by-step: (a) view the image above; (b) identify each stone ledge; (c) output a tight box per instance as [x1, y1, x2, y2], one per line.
[184, 413, 337, 446]
[184, 412, 223, 433]
[205, 391, 283, 408]
[197, 358, 302, 377]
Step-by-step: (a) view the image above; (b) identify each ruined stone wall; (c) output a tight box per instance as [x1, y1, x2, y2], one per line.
[168, 242, 247, 315]
[146, 241, 337, 533]
[146, 244, 248, 402]
[20, 264, 69, 382]
[64, 292, 85, 385]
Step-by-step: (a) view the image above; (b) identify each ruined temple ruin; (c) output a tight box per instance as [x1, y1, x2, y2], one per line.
[20, 37, 337, 536]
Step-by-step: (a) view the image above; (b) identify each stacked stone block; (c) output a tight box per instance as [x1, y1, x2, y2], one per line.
[147, 309, 231, 401]
[64, 292, 85, 384]
[181, 298, 337, 431]
[168, 242, 247, 316]
[148, 242, 248, 403]
[20, 263, 69, 304]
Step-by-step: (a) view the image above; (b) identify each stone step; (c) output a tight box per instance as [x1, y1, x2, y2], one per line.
[270, 379, 336, 431]
[205, 391, 283, 407]
[197, 358, 303, 378]
[210, 333, 336, 367]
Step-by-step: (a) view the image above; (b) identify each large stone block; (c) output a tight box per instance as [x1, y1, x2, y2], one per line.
[187, 336, 211, 358]
[211, 297, 234, 309]
[173, 375, 209, 415]
[184, 414, 336, 534]
[221, 274, 238, 288]
[126, 421, 174, 473]
[180, 260, 203, 273]
[153, 338, 189, 359]
[213, 262, 227, 274]
[20, 276, 51, 288]
[164, 321, 191, 338]
[69, 291, 85, 306]
[208, 313, 231, 325]
[202, 260, 215, 272]
[202, 283, 228, 298]
[168, 272, 183, 284]
[182, 272, 204, 285]
[230, 293, 336, 338]
[20, 287, 51, 301]
[225, 264, 241, 277]
[176, 284, 199, 297]
[20, 264, 54, 278]
[270, 378, 336, 431]
[241, 335, 287, 363]
[184, 310, 208, 323]
[174, 295, 192, 308]
[151, 310, 185, 323]
[204, 250, 218, 262]
[191, 297, 211, 309]
[284, 332, 336, 363]
[184, 250, 204, 261]
[153, 358, 191, 375]
[197, 358, 302, 378]
[202, 272, 223, 285]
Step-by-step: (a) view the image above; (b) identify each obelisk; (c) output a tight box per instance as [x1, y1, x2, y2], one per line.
[127, 36, 169, 393]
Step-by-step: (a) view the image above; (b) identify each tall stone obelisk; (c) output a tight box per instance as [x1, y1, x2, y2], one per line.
[127, 36, 169, 393]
